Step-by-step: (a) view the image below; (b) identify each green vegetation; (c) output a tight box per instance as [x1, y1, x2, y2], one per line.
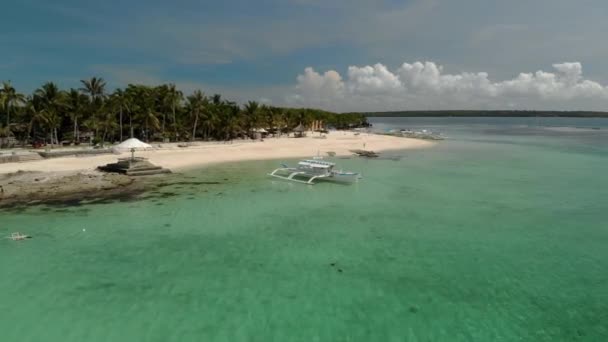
[0, 79, 368, 147]
[361, 110, 608, 118]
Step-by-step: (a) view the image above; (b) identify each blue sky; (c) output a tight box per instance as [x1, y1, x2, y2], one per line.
[3, 0, 608, 111]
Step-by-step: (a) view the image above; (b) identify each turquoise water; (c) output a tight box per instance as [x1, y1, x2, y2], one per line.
[1, 118, 607, 341]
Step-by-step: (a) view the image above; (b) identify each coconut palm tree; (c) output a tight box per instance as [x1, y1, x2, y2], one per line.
[80, 77, 106, 103]
[24, 98, 50, 145]
[260, 105, 277, 136]
[45, 111, 62, 146]
[141, 104, 160, 142]
[273, 107, 286, 137]
[201, 103, 219, 140]
[1, 81, 26, 129]
[242, 101, 259, 138]
[166, 84, 183, 141]
[34, 82, 66, 146]
[98, 110, 119, 144]
[187, 90, 207, 141]
[211, 94, 222, 106]
[0, 78, 371, 147]
[223, 104, 242, 141]
[110, 88, 129, 141]
[128, 86, 160, 141]
[124, 85, 143, 138]
[66, 88, 89, 143]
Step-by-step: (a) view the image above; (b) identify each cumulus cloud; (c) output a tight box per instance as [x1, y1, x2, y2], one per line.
[288, 61, 608, 111]
[290, 67, 345, 106]
[347, 64, 402, 94]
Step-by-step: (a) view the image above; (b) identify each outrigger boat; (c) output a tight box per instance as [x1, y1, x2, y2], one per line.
[4, 232, 32, 241]
[269, 158, 362, 185]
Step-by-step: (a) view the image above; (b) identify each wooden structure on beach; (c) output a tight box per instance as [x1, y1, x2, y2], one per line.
[293, 124, 307, 138]
[98, 156, 171, 176]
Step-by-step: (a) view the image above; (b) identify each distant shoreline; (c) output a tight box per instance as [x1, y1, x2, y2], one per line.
[360, 111, 608, 118]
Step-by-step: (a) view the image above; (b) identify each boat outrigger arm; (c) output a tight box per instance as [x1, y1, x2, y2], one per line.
[268, 159, 362, 185]
[269, 167, 331, 184]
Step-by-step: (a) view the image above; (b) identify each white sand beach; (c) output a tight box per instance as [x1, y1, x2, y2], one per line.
[0, 132, 433, 174]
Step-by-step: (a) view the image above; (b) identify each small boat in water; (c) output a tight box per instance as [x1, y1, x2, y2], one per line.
[269, 158, 362, 185]
[5, 232, 32, 241]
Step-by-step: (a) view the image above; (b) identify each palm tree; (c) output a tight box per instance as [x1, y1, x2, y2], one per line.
[98, 110, 119, 144]
[141, 104, 160, 142]
[260, 105, 277, 136]
[34, 82, 66, 146]
[201, 103, 219, 140]
[166, 84, 183, 141]
[211, 94, 222, 106]
[154, 85, 166, 135]
[45, 111, 62, 146]
[83, 115, 100, 143]
[187, 90, 207, 141]
[66, 88, 88, 143]
[1, 81, 26, 129]
[80, 77, 106, 103]
[25, 99, 49, 144]
[224, 104, 242, 141]
[128, 86, 160, 141]
[0, 78, 371, 148]
[273, 107, 286, 137]
[110, 88, 129, 141]
[124, 85, 142, 138]
[242, 101, 259, 138]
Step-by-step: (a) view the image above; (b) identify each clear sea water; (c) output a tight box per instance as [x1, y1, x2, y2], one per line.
[1, 117, 607, 341]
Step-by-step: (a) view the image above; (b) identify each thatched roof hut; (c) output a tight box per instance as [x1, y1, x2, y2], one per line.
[293, 124, 307, 137]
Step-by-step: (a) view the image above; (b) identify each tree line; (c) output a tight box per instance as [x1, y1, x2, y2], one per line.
[0, 78, 368, 147]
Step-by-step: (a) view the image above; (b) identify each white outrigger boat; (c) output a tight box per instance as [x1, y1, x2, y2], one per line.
[269, 158, 362, 185]
[4, 232, 32, 241]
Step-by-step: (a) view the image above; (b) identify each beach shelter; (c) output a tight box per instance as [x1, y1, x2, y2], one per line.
[293, 124, 307, 138]
[113, 138, 153, 152]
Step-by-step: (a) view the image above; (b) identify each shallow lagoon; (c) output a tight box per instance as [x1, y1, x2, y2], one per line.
[1, 118, 607, 341]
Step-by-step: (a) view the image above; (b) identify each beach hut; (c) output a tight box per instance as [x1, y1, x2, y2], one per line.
[293, 124, 307, 138]
[252, 128, 269, 140]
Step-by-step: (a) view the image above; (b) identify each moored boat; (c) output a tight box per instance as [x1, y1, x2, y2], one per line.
[269, 158, 362, 185]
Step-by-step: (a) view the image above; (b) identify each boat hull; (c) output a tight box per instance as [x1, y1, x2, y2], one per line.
[268, 169, 361, 185]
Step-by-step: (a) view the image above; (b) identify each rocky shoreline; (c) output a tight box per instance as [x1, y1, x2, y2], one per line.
[0, 170, 145, 209]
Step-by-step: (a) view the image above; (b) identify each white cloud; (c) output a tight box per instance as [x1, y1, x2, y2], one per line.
[288, 61, 608, 112]
[291, 67, 345, 107]
[347, 64, 402, 94]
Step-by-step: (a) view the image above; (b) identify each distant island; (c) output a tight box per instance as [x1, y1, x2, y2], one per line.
[359, 111, 608, 118]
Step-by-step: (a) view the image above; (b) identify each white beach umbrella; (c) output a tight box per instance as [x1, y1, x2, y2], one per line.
[113, 138, 153, 152]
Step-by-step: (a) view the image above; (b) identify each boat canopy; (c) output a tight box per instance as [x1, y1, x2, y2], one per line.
[298, 160, 335, 168]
